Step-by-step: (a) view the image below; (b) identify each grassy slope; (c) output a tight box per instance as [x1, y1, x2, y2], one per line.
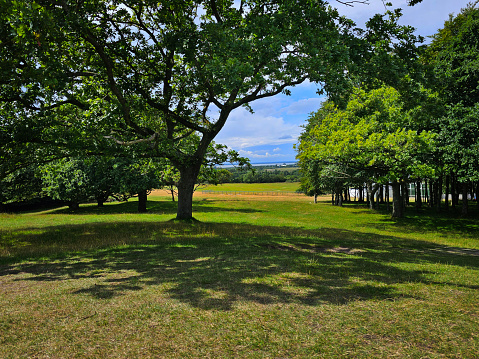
[1, 191, 479, 358]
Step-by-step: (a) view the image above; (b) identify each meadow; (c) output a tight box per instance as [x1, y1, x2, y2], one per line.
[1, 186, 479, 358]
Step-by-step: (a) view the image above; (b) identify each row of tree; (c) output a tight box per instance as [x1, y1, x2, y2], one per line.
[224, 166, 301, 183]
[296, 3, 479, 217]
[0, 156, 233, 212]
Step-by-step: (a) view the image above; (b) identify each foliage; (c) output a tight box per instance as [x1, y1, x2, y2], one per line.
[0, 165, 44, 206]
[427, 3, 479, 107]
[296, 86, 437, 215]
[40, 157, 165, 209]
[41, 158, 91, 209]
[438, 103, 479, 183]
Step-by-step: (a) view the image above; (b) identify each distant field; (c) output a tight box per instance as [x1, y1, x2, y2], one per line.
[1, 192, 479, 358]
[199, 181, 301, 193]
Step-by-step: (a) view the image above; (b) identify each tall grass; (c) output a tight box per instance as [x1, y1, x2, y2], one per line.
[1, 191, 478, 358]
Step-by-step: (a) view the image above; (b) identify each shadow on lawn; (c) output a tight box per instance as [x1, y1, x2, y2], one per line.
[369, 210, 479, 240]
[2, 221, 479, 310]
[46, 198, 263, 215]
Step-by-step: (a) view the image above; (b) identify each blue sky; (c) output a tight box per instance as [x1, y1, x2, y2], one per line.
[214, 0, 473, 163]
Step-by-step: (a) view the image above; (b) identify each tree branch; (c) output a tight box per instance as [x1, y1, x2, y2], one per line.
[104, 133, 157, 146]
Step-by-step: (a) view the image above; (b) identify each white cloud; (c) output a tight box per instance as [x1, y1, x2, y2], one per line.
[215, 109, 301, 149]
[283, 98, 324, 115]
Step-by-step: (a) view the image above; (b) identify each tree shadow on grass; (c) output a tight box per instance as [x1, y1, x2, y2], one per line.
[2, 221, 479, 310]
[367, 209, 479, 240]
[45, 198, 263, 216]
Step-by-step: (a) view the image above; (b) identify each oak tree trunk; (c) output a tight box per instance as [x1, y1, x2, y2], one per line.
[138, 189, 148, 213]
[176, 163, 202, 220]
[391, 181, 403, 218]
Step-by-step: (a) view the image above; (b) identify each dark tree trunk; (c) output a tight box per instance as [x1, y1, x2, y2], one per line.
[176, 164, 202, 220]
[424, 179, 429, 205]
[331, 192, 335, 206]
[69, 202, 80, 210]
[462, 182, 469, 216]
[358, 186, 364, 202]
[314, 193, 318, 204]
[366, 183, 379, 210]
[401, 182, 409, 208]
[415, 180, 422, 210]
[391, 181, 403, 218]
[429, 180, 434, 208]
[445, 175, 450, 210]
[385, 183, 390, 213]
[476, 182, 479, 211]
[138, 189, 148, 213]
[451, 175, 457, 208]
[376, 187, 380, 209]
[436, 176, 443, 211]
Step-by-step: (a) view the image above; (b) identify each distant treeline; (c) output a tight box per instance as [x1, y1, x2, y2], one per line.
[224, 165, 301, 183]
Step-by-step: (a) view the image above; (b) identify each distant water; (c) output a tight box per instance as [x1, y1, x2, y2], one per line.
[217, 161, 297, 168]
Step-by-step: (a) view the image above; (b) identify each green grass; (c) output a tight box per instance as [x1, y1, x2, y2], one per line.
[199, 181, 301, 192]
[1, 191, 479, 358]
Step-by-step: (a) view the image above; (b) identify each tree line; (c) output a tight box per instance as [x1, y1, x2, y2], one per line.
[0, 156, 234, 212]
[224, 166, 301, 183]
[296, 3, 479, 217]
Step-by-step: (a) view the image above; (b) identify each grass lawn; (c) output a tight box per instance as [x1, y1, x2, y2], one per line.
[1, 190, 479, 358]
[198, 181, 301, 193]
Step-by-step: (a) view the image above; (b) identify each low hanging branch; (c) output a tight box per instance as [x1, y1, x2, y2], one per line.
[335, 0, 369, 6]
[104, 133, 157, 146]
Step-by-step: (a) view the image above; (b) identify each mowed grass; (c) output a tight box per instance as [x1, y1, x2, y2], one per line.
[199, 181, 301, 192]
[1, 190, 479, 358]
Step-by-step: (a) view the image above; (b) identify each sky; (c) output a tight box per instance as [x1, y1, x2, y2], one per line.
[213, 0, 474, 164]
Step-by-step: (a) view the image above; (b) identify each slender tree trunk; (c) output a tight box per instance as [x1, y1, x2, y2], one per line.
[476, 182, 479, 211]
[176, 164, 202, 220]
[424, 179, 428, 205]
[402, 182, 409, 208]
[415, 180, 422, 210]
[385, 183, 390, 213]
[314, 193, 318, 204]
[391, 181, 403, 218]
[436, 176, 443, 211]
[462, 181, 469, 216]
[451, 175, 457, 208]
[429, 180, 434, 208]
[445, 175, 450, 211]
[331, 192, 335, 206]
[376, 187, 380, 209]
[138, 189, 148, 213]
